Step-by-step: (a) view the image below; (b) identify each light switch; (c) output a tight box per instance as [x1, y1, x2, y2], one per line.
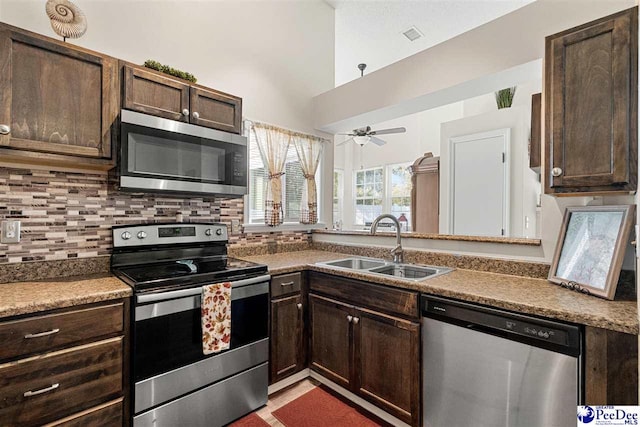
[1, 220, 21, 243]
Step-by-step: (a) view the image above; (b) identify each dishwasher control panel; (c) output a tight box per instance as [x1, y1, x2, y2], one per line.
[423, 296, 580, 353]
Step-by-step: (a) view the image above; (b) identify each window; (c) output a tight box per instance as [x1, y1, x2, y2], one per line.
[333, 169, 344, 226]
[247, 126, 321, 225]
[354, 167, 384, 225]
[388, 163, 412, 230]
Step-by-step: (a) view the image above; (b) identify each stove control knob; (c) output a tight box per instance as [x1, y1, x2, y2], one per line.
[121, 231, 132, 240]
[215, 228, 223, 236]
[137, 231, 147, 239]
[205, 229, 212, 236]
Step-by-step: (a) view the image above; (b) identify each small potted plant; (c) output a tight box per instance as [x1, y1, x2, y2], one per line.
[495, 86, 517, 109]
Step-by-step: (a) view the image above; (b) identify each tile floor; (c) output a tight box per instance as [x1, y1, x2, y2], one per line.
[252, 379, 320, 426]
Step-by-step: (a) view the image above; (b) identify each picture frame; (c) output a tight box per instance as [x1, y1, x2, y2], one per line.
[549, 205, 636, 300]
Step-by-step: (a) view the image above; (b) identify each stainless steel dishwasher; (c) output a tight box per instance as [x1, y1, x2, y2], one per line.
[422, 295, 582, 427]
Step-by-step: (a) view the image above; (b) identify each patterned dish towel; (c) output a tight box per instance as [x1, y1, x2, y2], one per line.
[201, 282, 232, 355]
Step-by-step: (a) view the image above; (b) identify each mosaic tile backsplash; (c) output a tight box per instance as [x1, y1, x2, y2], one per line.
[0, 168, 311, 263]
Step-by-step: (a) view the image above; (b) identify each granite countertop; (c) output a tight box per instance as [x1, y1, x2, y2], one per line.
[241, 250, 639, 335]
[0, 274, 132, 318]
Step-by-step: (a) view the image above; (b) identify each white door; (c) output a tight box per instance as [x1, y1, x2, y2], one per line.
[449, 129, 510, 237]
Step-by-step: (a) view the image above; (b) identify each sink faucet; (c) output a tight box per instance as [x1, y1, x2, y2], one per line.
[370, 214, 404, 263]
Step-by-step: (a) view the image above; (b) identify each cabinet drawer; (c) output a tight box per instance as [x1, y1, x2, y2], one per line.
[44, 398, 123, 427]
[309, 272, 419, 319]
[0, 337, 123, 427]
[0, 302, 124, 362]
[271, 273, 302, 298]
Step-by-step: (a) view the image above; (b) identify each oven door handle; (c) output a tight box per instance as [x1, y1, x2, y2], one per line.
[137, 274, 271, 304]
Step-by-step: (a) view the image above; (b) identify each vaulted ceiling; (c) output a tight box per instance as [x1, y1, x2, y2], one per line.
[327, 0, 534, 86]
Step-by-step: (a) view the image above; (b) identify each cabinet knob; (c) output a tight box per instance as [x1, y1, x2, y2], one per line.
[0, 124, 10, 135]
[346, 315, 353, 323]
[551, 167, 563, 177]
[352, 317, 360, 325]
[193, 112, 200, 119]
[182, 109, 189, 117]
[297, 303, 302, 310]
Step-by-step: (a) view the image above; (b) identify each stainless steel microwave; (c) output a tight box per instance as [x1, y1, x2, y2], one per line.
[118, 110, 247, 196]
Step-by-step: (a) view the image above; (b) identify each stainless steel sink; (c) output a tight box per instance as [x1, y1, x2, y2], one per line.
[369, 264, 449, 280]
[316, 257, 453, 282]
[323, 258, 387, 270]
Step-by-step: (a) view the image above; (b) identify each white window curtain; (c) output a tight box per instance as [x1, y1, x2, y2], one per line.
[292, 134, 326, 224]
[251, 123, 291, 226]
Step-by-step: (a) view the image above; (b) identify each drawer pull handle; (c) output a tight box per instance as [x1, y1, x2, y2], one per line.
[24, 328, 60, 339]
[352, 317, 360, 325]
[297, 303, 302, 310]
[347, 315, 353, 323]
[24, 383, 59, 397]
[280, 281, 295, 287]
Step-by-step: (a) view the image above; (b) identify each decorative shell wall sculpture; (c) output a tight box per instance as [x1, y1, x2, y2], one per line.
[45, 0, 87, 41]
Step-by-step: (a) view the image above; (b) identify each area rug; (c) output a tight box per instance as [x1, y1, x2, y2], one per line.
[228, 412, 270, 427]
[272, 386, 393, 427]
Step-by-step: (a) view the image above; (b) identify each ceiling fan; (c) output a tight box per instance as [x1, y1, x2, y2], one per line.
[336, 126, 406, 147]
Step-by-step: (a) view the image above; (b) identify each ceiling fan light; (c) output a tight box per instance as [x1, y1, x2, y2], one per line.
[353, 135, 370, 146]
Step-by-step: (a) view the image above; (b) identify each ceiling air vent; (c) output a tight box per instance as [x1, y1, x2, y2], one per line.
[402, 26, 423, 42]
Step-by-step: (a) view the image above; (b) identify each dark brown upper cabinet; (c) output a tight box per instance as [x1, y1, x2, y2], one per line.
[529, 93, 542, 172]
[123, 64, 242, 134]
[0, 23, 118, 172]
[123, 65, 190, 122]
[545, 7, 638, 195]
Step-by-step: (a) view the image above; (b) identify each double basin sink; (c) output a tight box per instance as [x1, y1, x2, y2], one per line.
[316, 257, 453, 282]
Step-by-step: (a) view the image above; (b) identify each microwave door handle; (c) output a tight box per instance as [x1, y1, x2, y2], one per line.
[136, 274, 271, 304]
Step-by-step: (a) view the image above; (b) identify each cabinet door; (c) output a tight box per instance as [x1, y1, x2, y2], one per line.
[123, 65, 190, 122]
[189, 86, 242, 134]
[309, 294, 353, 389]
[270, 294, 304, 383]
[353, 308, 420, 427]
[545, 7, 637, 193]
[0, 27, 117, 161]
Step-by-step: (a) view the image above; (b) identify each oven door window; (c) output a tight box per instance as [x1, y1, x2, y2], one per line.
[134, 292, 268, 381]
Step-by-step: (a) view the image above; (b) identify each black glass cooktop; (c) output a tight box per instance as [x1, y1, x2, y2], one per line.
[113, 257, 268, 293]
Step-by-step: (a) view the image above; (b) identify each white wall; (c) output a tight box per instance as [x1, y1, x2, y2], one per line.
[0, 0, 335, 135]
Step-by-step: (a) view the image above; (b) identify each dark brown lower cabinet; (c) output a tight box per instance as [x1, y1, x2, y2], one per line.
[585, 326, 638, 405]
[270, 294, 305, 383]
[309, 294, 353, 389]
[309, 292, 421, 426]
[0, 299, 129, 427]
[355, 308, 420, 426]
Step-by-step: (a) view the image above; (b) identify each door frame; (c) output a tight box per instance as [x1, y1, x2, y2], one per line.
[448, 128, 511, 236]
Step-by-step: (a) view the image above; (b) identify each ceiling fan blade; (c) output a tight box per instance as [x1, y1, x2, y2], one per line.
[370, 127, 406, 136]
[336, 132, 355, 136]
[369, 136, 387, 146]
[336, 137, 354, 146]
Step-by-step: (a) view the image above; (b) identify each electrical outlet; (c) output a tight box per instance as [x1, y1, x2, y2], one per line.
[231, 219, 240, 234]
[1, 220, 21, 243]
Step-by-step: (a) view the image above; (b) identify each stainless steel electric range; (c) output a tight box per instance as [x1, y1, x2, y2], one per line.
[111, 223, 270, 427]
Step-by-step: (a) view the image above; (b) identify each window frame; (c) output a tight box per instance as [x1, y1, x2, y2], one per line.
[353, 166, 385, 227]
[386, 162, 413, 231]
[348, 162, 413, 229]
[243, 122, 327, 232]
